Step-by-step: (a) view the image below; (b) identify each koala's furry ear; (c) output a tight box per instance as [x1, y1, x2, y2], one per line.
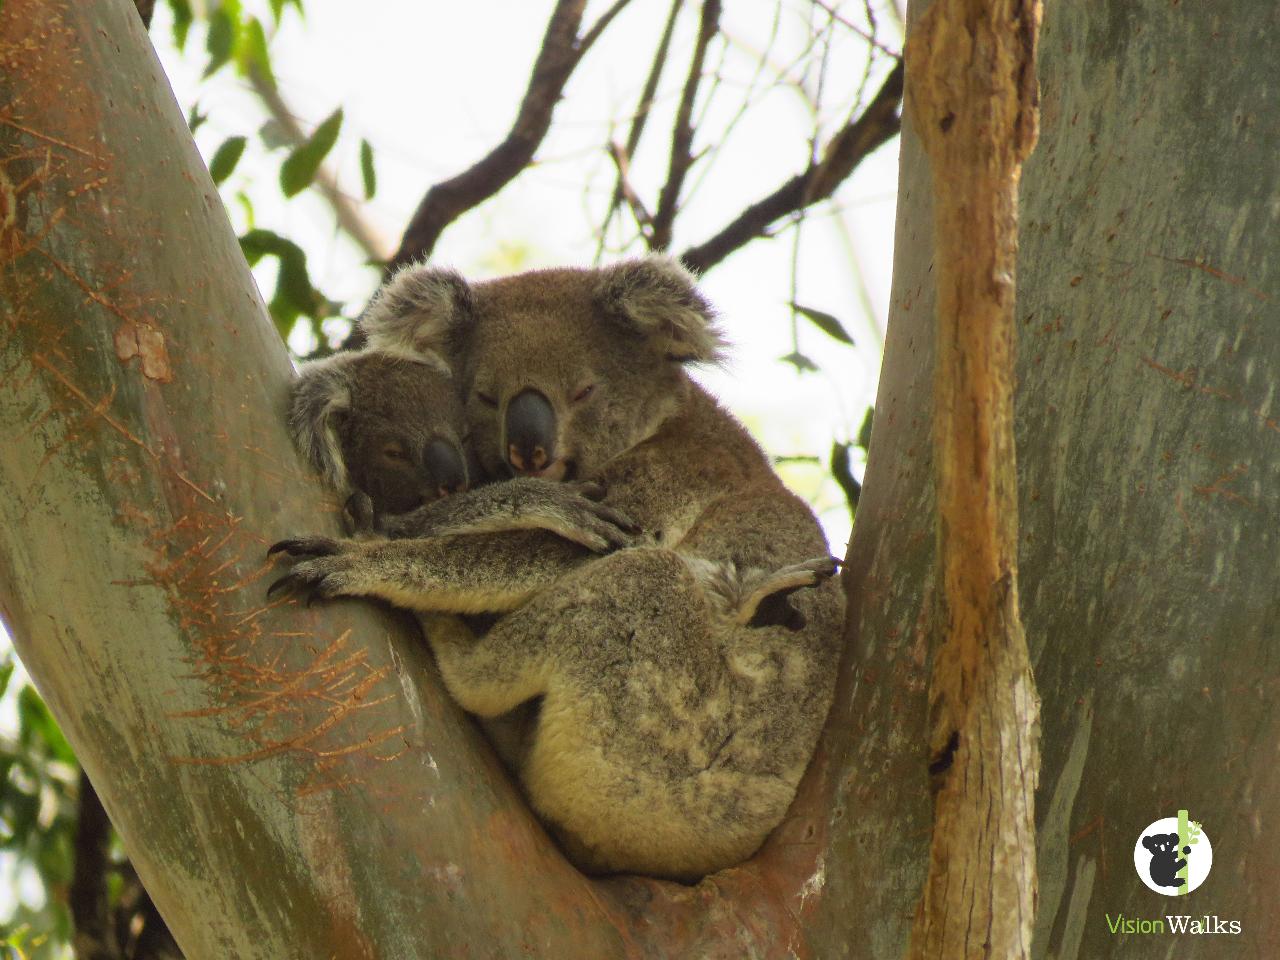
[360, 263, 474, 359]
[289, 354, 354, 492]
[595, 255, 728, 364]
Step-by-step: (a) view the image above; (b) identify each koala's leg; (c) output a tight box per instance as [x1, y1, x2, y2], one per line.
[267, 530, 594, 614]
[379, 478, 638, 552]
[420, 612, 553, 718]
[696, 557, 840, 626]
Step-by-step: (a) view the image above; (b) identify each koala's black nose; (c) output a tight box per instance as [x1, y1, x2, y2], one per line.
[505, 388, 557, 475]
[423, 438, 468, 497]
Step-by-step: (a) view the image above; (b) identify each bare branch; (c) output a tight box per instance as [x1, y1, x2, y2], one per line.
[680, 60, 902, 274]
[596, 0, 683, 254]
[133, 0, 155, 28]
[650, 0, 722, 251]
[607, 141, 654, 233]
[809, 0, 903, 57]
[246, 69, 393, 265]
[387, 0, 633, 273]
[70, 771, 119, 960]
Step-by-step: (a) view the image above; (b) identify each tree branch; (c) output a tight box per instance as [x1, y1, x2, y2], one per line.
[650, 0, 722, 251]
[386, 0, 632, 273]
[904, 0, 1041, 956]
[679, 60, 902, 274]
[70, 771, 118, 960]
[246, 69, 393, 265]
[133, 0, 155, 29]
[596, 0, 683, 253]
[606, 141, 653, 234]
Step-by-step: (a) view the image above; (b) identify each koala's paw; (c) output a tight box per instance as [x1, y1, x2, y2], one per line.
[542, 481, 640, 552]
[735, 556, 840, 626]
[266, 537, 360, 605]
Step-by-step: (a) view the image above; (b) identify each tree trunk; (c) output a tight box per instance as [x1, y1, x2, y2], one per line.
[838, 0, 1280, 956]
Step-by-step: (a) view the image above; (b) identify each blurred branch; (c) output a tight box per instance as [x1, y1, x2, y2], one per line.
[70, 771, 118, 960]
[246, 69, 394, 265]
[597, 0, 683, 254]
[680, 60, 903, 274]
[606, 142, 653, 233]
[831, 441, 861, 517]
[387, 0, 634, 273]
[809, 0, 902, 56]
[133, 0, 155, 28]
[650, 0, 722, 251]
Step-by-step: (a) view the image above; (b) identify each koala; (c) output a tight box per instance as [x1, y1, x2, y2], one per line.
[288, 348, 636, 552]
[1142, 833, 1187, 888]
[271, 256, 844, 881]
[285, 346, 643, 772]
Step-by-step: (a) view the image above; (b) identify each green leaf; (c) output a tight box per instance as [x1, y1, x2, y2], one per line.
[0, 656, 14, 700]
[791, 302, 855, 345]
[208, 136, 247, 184]
[169, 0, 193, 50]
[279, 108, 342, 197]
[257, 118, 292, 151]
[359, 138, 376, 200]
[271, 0, 304, 20]
[17, 686, 75, 765]
[238, 229, 335, 334]
[780, 351, 819, 373]
[236, 17, 274, 88]
[186, 102, 208, 134]
[856, 406, 875, 450]
[203, 7, 239, 78]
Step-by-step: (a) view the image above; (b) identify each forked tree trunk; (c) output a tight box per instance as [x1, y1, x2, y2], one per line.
[2, 1, 1277, 958]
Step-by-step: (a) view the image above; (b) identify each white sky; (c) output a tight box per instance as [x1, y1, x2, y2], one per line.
[1, 0, 902, 921]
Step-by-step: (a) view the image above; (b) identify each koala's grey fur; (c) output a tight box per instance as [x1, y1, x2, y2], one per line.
[275, 256, 843, 881]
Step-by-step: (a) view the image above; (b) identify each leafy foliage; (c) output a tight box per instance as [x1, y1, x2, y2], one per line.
[279, 109, 343, 198]
[0, 656, 77, 958]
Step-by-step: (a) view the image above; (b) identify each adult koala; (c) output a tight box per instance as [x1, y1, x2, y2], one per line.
[272, 256, 844, 880]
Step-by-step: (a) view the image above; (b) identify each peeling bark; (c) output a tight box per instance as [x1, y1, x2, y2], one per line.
[902, 1, 1042, 957]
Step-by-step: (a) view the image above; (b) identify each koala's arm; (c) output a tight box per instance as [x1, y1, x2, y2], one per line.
[268, 529, 594, 615]
[375, 478, 637, 552]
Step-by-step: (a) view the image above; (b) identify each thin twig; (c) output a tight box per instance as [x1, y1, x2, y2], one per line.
[607, 141, 654, 232]
[650, 0, 723, 251]
[596, 0, 683, 256]
[246, 69, 393, 265]
[387, 0, 633, 273]
[681, 60, 903, 274]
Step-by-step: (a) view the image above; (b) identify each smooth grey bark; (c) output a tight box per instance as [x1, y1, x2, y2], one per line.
[833, 0, 1280, 955]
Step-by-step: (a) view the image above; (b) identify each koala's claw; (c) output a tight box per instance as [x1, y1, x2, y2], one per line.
[266, 567, 343, 605]
[267, 536, 343, 559]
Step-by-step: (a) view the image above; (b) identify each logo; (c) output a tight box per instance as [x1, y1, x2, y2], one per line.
[1133, 810, 1212, 895]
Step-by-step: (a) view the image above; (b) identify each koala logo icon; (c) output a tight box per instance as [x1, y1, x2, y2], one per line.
[1141, 833, 1185, 889]
[1134, 812, 1212, 896]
